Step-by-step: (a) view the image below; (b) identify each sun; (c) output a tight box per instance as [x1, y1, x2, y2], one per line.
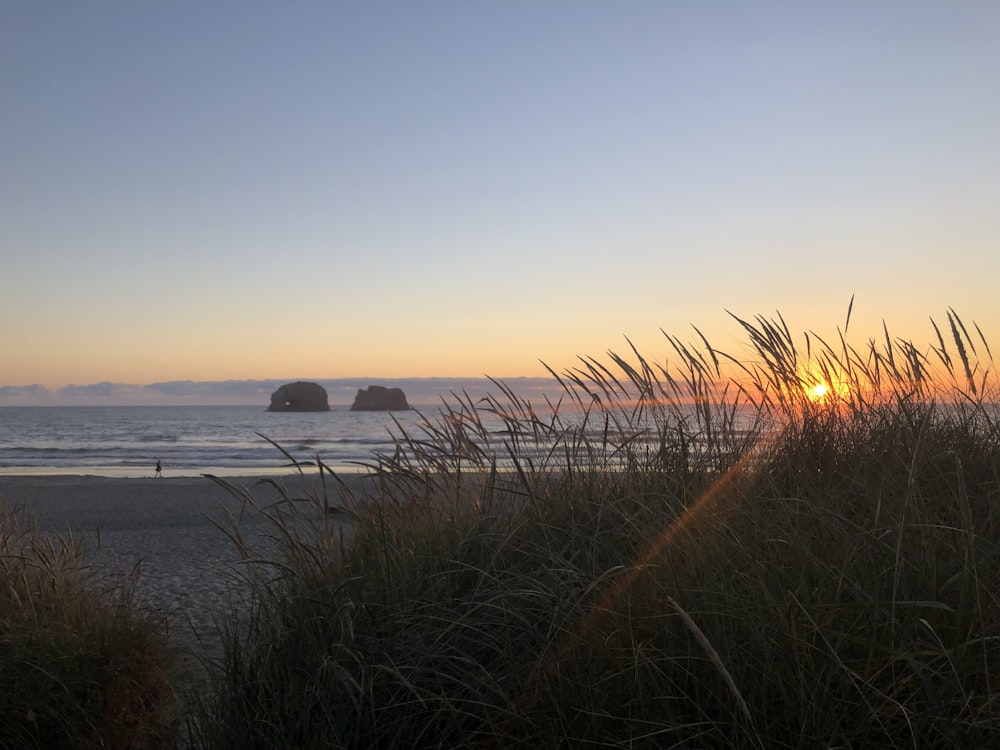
[807, 382, 830, 400]
[802, 381, 833, 401]
[800, 370, 852, 402]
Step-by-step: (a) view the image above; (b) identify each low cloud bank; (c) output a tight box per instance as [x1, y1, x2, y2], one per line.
[0, 377, 566, 408]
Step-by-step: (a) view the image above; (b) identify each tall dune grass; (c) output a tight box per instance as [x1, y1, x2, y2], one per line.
[188, 307, 1000, 748]
[0, 506, 180, 750]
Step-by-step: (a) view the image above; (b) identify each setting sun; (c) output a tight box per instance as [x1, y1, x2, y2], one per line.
[802, 375, 852, 401]
[809, 383, 830, 400]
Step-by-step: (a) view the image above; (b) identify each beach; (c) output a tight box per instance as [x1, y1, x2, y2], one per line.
[0, 473, 365, 660]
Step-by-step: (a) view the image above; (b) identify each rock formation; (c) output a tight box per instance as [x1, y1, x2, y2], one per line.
[267, 381, 330, 412]
[350, 385, 411, 411]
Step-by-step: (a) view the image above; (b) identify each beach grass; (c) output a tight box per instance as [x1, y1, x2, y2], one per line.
[183, 306, 1000, 748]
[1, 306, 995, 748]
[0, 505, 180, 750]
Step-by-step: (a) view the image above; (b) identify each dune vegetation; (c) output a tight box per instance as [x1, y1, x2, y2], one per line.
[0, 507, 179, 750]
[187, 306, 1000, 749]
[3, 305, 999, 749]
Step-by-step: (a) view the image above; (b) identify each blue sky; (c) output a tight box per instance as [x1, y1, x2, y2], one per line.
[2, 2, 999, 404]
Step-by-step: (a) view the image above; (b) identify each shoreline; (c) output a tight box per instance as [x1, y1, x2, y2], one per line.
[0, 464, 376, 480]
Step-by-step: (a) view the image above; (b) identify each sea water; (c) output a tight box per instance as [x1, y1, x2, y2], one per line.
[0, 401, 763, 478]
[0, 405, 432, 477]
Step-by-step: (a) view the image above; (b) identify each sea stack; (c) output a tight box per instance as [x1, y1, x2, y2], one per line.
[267, 381, 330, 412]
[350, 385, 411, 411]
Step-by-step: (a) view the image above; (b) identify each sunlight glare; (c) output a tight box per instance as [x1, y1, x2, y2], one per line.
[801, 374, 851, 402]
[809, 383, 830, 400]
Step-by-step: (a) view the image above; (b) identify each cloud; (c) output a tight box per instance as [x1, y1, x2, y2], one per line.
[59, 381, 149, 400]
[319, 377, 568, 407]
[0, 377, 567, 407]
[0, 384, 53, 404]
[145, 379, 280, 401]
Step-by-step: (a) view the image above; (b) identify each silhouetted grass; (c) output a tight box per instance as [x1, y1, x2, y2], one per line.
[3, 305, 989, 748]
[170, 307, 1000, 746]
[0, 505, 180, 750]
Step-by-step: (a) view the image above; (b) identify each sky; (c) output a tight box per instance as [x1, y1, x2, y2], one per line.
[2, 2, 999, 405]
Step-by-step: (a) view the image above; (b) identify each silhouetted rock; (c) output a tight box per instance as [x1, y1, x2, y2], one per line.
[267, 381, 330, 412]
[350, 385, 410, 411]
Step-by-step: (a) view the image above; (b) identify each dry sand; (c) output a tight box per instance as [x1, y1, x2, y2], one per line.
[0, 473, 367, 660]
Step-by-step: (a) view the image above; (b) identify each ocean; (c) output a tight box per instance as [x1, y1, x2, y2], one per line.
[0, 405, 433, 477]
[0, 399, 769, 478]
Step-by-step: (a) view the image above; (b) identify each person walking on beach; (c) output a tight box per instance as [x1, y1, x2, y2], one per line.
[155, 460, 162, 478]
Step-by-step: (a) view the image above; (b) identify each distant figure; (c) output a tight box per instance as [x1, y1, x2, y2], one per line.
[155, 460, 162, 478]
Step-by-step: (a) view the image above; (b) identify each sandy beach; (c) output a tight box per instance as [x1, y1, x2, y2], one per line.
[0, 473, 366, 659]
